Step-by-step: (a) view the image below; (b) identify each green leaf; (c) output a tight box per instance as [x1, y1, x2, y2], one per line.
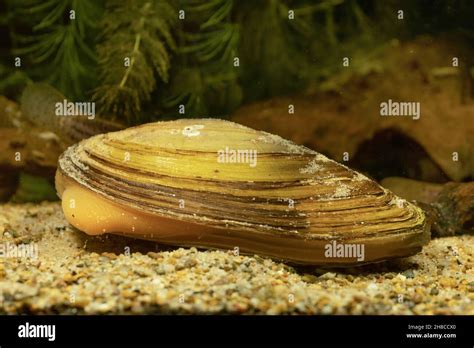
[93, 0, 177, 121]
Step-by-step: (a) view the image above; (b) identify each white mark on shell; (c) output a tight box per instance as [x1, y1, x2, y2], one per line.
[333, 183, 351, 198]
[257, 132, 313, 155]
[353, 172, 370, 182]
[300, 156, 322, 174]
[389, 196, 406, 208]
[182, 125, 204, 137]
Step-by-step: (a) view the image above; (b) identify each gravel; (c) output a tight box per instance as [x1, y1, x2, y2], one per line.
[0, 202, 472, 314]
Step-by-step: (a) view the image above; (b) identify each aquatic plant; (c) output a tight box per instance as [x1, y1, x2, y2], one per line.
[1, 0, 473, 121]
[93, 0, 177, 121]
[5, 0, 102, 100]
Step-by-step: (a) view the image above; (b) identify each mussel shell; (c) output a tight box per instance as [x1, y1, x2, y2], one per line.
[56, 119, 429, 265]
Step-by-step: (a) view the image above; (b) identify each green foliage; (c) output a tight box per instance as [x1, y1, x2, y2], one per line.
[6, 0, 102, 100]
[304, 0, 379, 81]
[10, 173, 58, 203]
[0, 63, 31, 99]
[1, 0, 473, 123]
[93, 0, 177, 121]
[236, 0, 314, 100]
[160, 0, 241, 117]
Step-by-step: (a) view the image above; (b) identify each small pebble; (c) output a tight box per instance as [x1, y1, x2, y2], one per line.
[402, 270, 415, 279]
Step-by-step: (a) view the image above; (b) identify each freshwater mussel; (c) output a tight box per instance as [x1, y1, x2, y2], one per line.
[55, 119, 429, 265]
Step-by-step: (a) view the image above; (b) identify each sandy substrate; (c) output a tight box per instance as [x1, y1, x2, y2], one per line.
[0, 202, 472, 314]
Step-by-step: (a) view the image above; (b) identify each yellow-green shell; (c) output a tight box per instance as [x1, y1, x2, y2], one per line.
[57, 119, 429, 265]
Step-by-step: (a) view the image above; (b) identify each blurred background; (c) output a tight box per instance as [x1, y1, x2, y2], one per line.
[0, 0, 472, 203]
